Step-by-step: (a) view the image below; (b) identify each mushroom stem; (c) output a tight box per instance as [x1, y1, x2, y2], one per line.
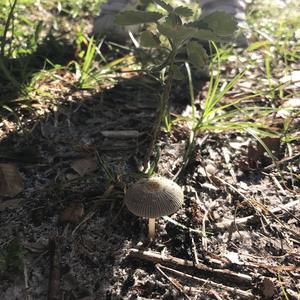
[148, 218, 156, 240]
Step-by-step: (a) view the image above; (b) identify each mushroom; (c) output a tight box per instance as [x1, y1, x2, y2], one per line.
[124, 176, 184, 240]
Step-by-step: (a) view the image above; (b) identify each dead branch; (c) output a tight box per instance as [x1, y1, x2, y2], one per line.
[129, 249, 252, 286]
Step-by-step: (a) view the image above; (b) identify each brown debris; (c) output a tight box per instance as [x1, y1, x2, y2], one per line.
[59, 201, 84, 224]
[48, 238, 61, 300]
[261, 277, 276, 299]
[70, 158, 98, 176]
[0, 163, 24, 198]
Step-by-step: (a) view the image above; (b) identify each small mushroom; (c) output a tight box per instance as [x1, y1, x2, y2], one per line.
[124, 176, 184, 240]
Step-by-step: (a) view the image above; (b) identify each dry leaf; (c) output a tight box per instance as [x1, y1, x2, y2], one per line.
[258, 137, 281, 159]
[261, 278, 276, 299]
[247, 142, 264, 169]
[0, 164, 24, 198]
[59, 201, 84, 224]
[248, 137, 282, 168]
[70, 158, 98, 176]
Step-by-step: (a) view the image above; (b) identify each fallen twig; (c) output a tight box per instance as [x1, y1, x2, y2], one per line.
[263, 153, 300, 171]
[47, 238, 61, 300]
[215, 199, 300, 229]
[189, 232, 199, 265]
[129, 249, 252, 285]
[155, 264, 191, 300]
[194, 189, 208, 250]
[269, 173, 287, 195]
[222, 147, 237, 183]
[23, 261, 32, 300]
[158, 264, 255, 299]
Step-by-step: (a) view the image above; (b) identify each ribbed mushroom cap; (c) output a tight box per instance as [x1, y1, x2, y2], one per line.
[124, 176, 184, 218]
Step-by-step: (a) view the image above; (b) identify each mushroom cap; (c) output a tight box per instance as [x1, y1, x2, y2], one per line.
[124, 176, 184, 218]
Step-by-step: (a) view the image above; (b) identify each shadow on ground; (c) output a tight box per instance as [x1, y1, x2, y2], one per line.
[0, 33, 76, 104]
[0, 39, 163, 297]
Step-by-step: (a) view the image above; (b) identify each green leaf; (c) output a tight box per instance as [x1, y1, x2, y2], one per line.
[153, 0, 173, 12]
[187, 41, 208, 69]
[34, 20, 43, 43]
[186, 20, 210, 30]
[140, 30, 160, 47]
[158, 23, 218, 46]
[165, 13, 182, 26]
[115, 11, 163, 25]
[174, 6, 193, 17]
[172, 65, 185, 80]
[190, 28, 217, 41]
[201, 11, 237, 36]
[157, 23, 197, 46]
[157, 23, 185, 46]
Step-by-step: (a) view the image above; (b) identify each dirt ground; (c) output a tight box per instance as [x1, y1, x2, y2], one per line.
[0, 1, 300, 299]
[1, 68, 299, 299]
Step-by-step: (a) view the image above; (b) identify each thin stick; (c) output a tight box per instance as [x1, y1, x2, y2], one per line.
[129, 248, 252, 285]
[202, 207, 208, 251]
[158, 264, 255, 299]
[194, 188, 209, 250]
[263, 153, 300, 170]
[143, 67, 174, 169]
[23, 261, 33, 300]
[215, 199, 300, 229]
[47, 238, 61, 300]
[155, 264, 191, 300]
[269, 173, 287, 195]
[189, 232, 199, 265]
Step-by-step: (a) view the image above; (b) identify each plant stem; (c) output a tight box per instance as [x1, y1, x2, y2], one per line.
[1, 0, 18, 57]
[144, 58, 175, 169]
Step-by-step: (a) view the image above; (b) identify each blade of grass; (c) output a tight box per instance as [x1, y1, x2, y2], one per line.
[1, 0, 18, 57]
[0, 57, 20, 88]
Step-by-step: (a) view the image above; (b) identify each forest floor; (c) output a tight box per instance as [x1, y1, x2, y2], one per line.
[0, 0, 299, 299]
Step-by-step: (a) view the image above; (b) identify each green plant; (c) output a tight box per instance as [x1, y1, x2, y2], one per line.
[0, 0, 20, 97]
[74, 34, 98, 88]
[174, 42, 284, 177]
[55, 0, 105, 18]
[72, 33, 134, 89]
[115, 0, 238, 165]
[0, 0, 18, 57]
